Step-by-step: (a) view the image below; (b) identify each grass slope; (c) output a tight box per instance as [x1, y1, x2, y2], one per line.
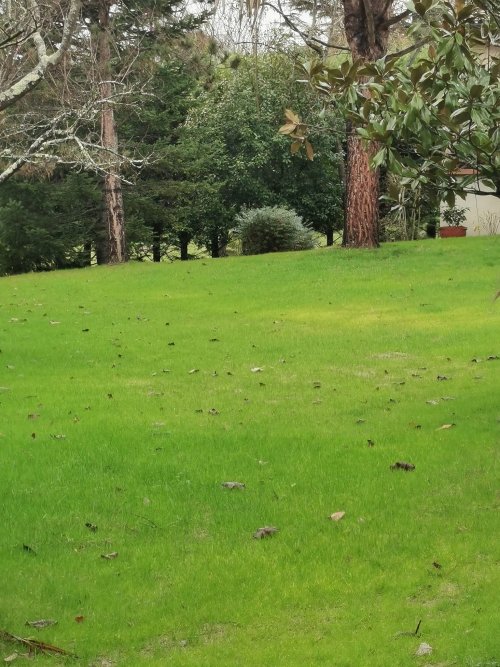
[0, 237, 499, 666]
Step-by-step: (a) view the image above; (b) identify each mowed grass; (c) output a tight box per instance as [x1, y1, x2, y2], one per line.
[0, 237, 499, 667]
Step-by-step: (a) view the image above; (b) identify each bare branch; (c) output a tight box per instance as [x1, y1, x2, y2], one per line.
[262, 0, 351, 52]
[388, 37, 430, 59]
[0, 0, 82, 112]
[383, 9, 410, 27]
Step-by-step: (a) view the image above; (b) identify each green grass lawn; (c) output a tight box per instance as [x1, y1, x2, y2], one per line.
[0, 237, 499, 666]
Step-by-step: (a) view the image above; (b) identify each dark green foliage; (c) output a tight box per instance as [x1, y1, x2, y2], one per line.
[184, 53, 344, 251]
[235, 206, 315, 255]
[0, 175, 100, 275]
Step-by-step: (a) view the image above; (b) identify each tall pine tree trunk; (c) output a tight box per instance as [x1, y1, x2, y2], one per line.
[342, 0, 392, 247]
[96, 0, 126, 264]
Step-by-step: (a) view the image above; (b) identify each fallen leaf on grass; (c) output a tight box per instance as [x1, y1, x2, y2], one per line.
[4, 653, 19, 663]
[426, 399, 439, 405]
[253, 526, 278, 539]
[188, 368, 199, 374]
[390, 461, 415, 471]
[250, 367, 263, 373]
[329, 511, 345, 521]
[432, 561, 442, 569]
[436, 423, 455, 430]
[487, 355, 499, 361]
[100, 552, 118, 560]
[22, 544, 36, 555]
[85, 522, 98, 532]
[25, 620, 57, 630]
[49, 321, 60, 325]
[27, 414, 39, 420]
[207, 408, 219, 415]
[367, 439, 375, 447]
[50, 434, 66, 440]
[415, 642, 432, 656]
[74, 616, 84, 623]
[436, 375, 449, 381]
[221, 482, 245, 489]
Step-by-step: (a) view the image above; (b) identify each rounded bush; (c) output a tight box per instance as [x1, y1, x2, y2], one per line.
[235, 206, 315, 255]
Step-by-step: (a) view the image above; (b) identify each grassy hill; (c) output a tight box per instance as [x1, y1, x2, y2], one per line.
[0, 237, 499, 666]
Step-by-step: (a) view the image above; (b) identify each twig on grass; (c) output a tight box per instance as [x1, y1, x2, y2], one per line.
[0, 629, 76, 657]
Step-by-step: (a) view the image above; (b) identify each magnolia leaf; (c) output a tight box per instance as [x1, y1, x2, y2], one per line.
[101, 552, 118, 560]
[305, 140, 314, 161]
[284, 109, 300, 124]
[329, 511, 345, 521]
[85, 522, 98, 532]
[290, 141, 302, 155]
[437, 423, 455, 430]
[251, 367, 263, 373]
[75, 616, 85, 623]
[279, 123, 297, 135]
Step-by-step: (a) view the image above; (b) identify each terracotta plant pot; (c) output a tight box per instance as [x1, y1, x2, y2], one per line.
[439, 225, 467, 238]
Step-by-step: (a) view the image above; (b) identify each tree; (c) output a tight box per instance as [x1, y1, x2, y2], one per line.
[303, 0, 499, 211]
[82, 0, 211, 264]
[183, 51, 344, 253]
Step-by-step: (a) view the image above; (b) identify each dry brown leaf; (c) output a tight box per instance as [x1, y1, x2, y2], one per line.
[253, 526, 278, 539]
[305, 140, 314, 161]
[390, 461, 415, 471]
[75, 616, 84, 623]
[101, 552, 118, 560]
[329, 511, 346, 522]
[437, 423, 455, 430]
[25, 619, 57, 630]
[221, 482, 245, 489]
[3, 653, 18, 663]
[415, 642, 432, 656]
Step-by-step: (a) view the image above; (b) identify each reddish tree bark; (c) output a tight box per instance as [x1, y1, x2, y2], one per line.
[96, 0, 126, 264]
[343, 134, 380, 246]
[341, 0, 393, 248]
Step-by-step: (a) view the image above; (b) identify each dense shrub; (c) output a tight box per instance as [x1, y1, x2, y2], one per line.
[235, 206, 315, 255]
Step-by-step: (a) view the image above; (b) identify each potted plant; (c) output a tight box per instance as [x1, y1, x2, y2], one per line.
[439, 206, 468, 238]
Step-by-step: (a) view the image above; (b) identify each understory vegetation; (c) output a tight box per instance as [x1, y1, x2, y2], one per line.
[0, 237, 499, 665]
